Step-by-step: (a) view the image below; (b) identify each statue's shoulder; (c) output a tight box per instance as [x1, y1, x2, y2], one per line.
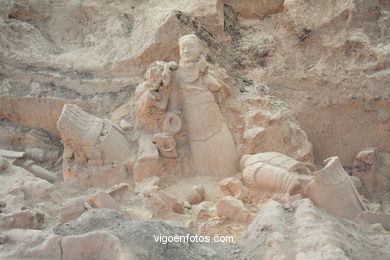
[198, 57, 209, 75]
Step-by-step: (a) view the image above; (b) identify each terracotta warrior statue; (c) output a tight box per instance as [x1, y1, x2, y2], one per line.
[172, 34, 238, 177]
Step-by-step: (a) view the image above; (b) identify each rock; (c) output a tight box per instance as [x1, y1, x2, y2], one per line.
[54, 209, 233, 260]
[0, 209, 45, 229]
[358, 211, 390, 231]
[193, 201, 214, 221]
[240, 199, 390, 260]
[23, 178, 54, 199]
[133, 135, 161, 181]
[219, 177, 247, 200]
[0, 156, 10, 173]
[0, 234, 7, 244]
[61, 231, 122, 260]
[135, 176, 161, 193]
[142, 187, 185, 216]
[186, 185, 206, 205]
[15, 159, 57, 183]
[34, 201, 61, 217]
[153, 132, 177, 158]
[243, 127, 265, 139]
[25, 147, 46, 163]
[106, 182, 130, 198]
[90, 191, 122, 212]
[0, 201, 6, 208]
[172, 201, 185, 215]
[223, 0, 284, 18]
[119, 119, 132, 131]
[60, 197, 92, 224]
[352, 148, 390, 196]
[2, 231, 62, 260]
[242, 127, 265, 155]
[367, 223, 387, 234]
[216, 196, 252, 223]
[284, 194, 302, 204]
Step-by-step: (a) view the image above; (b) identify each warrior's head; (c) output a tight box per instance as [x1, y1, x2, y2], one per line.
[179, 34, 201, 63]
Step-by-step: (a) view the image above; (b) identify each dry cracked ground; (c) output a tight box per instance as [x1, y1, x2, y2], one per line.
[0, 0, 390, 259]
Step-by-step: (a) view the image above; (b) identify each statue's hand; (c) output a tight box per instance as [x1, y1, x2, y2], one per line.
[168, 61, 178, 70]
[147, 89, 161, 101]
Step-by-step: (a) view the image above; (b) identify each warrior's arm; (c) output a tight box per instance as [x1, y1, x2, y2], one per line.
[203, 72, 232, 104]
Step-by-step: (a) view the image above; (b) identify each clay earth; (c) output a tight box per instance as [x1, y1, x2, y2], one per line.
[0, 0, 390, 259]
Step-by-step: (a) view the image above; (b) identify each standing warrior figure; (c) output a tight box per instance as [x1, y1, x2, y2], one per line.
[173, 34, 238, 177]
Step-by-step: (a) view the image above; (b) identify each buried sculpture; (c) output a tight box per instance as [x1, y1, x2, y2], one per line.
[239, 151, 390, 229]
[57, 104, 132, 186]
[173, 34, 238, 177]
[133, 34, 239, 180]
[56, 34, 239, 185]
[54, 34, 390, 231]
[56, 34, 239, 184]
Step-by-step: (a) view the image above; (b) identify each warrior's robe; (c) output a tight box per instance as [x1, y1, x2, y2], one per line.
[173, 58, 238, 177]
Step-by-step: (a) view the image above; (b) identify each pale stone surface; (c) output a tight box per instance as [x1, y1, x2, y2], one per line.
[16, 159, 57, 183]
[241, 118, 314, 163]
[0, 149, 57, 182]
[241, 199, 390, 260]
[0, 0, 389, 258]
[174, 34, 239, 177]
[307, 156, 367, 219]
[2, 231, 62, 260]
[241, 151, 316, 175]
[132, 34, 239, 179]
[57, 104, 131, 186]
[25, 147, 46, 163]
[134, 176, 161, 193]
[119, 119, 132, 131]
[0, 156, 10, 173]
[135, 61, 177, 133]
[216, 196, 253, 223]
[223, 0, 284, 18]
[352, 148, 390, 196]
[133, 134, 161, 181]
[60, 196, 92, 224]
[193, 201, 214, 221]
[350, 176, 362, 190]
[358, 211, 390, 231]
[0, 209, 44, 229]
[54, 209, 234, 260]
[186, 185, 206, 205]
[241, 153, 302, 195]
[140, 186, 185, 217]
[62, 231, 122, 260]
[90, 191, 122, 212]
[153, 132, 177, 158]
[219, 177, 247, 200]
[58, 104, 131, 165]
[22, 178, 54, 199]
[106, 183, 130, 198]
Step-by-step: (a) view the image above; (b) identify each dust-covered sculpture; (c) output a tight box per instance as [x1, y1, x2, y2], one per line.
[133, 34, 239, 180]
[352, 148, 390, 197]
[1, 1, 390, 258]
[57, 104, 132, 186]
[174, 34, 238, 177]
